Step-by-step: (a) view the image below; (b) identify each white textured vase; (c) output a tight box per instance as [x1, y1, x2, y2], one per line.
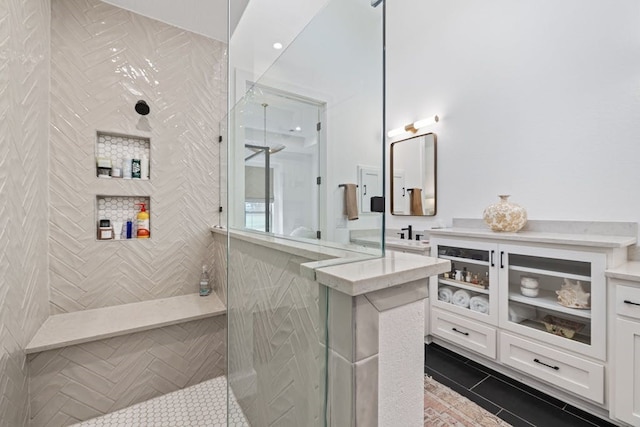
[482, 195, 527, 232]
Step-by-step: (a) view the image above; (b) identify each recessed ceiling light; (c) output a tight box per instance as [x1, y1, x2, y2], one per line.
[273, 42, 283, 50]
[295, 126, 301, 131]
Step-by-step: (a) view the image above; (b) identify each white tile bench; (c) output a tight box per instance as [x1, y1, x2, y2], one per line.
[26, 294, 227, 427]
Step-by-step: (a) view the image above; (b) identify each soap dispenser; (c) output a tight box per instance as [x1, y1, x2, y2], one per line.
[199, 265, 211, 296]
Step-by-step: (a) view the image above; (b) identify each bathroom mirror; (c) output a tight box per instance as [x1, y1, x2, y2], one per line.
[390, 133, 437, 216]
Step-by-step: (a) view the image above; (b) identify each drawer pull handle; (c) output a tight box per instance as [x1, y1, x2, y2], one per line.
[500, 251, 505, 269]
[533, 358, 559, 371]
[490, 250, 495, 267]
[624, 300, 640, 307]
[452, 327, 469, 336]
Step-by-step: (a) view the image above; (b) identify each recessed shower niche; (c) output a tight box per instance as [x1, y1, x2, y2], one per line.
[96, 195, 151, 240]
[96, 132, 151, 179]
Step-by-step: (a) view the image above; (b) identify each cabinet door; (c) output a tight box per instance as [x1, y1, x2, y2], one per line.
[614, 317, 640, 425]
[498, 244, 606, 361]
[430, 238, 499, 326]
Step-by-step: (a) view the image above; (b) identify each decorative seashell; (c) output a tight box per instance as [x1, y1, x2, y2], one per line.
[556, 278, 590, 309]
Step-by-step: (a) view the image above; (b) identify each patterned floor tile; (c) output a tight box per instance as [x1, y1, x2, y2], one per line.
[73, 376, 248, 427]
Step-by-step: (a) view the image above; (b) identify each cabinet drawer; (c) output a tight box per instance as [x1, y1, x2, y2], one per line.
[431, 308, 496, 359]
[499, 332, 604, 404]
[616, 284, 640, 320]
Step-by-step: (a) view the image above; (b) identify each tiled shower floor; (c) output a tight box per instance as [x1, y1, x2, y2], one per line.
[73, 376, 249, 427]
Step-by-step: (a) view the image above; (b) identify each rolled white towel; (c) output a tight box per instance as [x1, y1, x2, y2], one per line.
[438, 286, 454, 303]
[452, 289, 471, 308]
[508, 304, 536, 323]
[469, 296, 490, 314]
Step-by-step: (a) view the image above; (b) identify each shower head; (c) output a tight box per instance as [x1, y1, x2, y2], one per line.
[244, 144, 286, 161]
[247, 144, 285, 155]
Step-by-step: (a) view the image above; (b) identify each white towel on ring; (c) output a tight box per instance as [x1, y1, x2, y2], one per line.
[452, 289, 471, 308]
[438, 286, 454, 303]
[469, 296, 490, 314]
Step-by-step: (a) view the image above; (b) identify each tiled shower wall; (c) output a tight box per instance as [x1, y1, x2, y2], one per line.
[49, 0, 227, 313]
[224, 236, 325, 427]
[0, 0, 51, 425]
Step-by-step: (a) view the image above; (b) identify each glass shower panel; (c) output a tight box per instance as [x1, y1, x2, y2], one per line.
[227, 0, 383, 425]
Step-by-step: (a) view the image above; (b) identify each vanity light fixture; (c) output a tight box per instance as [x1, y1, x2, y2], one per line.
[387, 115, 439, 138]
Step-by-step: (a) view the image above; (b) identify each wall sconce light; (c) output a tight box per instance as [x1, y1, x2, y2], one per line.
[387, 115, 439, 138]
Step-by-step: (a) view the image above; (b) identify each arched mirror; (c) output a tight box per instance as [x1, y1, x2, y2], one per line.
[390, 132, 437, 216]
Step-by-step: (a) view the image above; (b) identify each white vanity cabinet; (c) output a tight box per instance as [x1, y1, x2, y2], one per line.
[608, 272, 640, 426]
[497, 244, 606, 361]
[429, 227, 634, 411]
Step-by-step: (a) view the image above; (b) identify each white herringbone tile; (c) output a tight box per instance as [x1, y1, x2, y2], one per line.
[226, 240, 324, 427]
[28, 317, 226, 427]
[49, 0, 227, 314]
[72, 376, 248, 427]
[0, 0, 51, 426]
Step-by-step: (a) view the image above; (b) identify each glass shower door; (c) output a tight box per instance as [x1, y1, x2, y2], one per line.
[241, 86, 323, 238]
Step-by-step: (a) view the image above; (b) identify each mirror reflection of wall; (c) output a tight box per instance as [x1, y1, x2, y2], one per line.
[358, 165, 382, 214]
[390, 133, 437, 216]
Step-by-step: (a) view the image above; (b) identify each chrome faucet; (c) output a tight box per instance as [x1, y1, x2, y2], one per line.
[401, 225, 413, 240]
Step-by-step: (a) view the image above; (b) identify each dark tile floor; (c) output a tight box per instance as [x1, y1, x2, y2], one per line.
[424, 343, 619, 427]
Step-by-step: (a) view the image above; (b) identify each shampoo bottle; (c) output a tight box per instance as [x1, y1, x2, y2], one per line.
[136, 203, 150, 238]
[199, 265, 210, 296]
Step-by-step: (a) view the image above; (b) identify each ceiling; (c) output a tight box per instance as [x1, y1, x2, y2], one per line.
[100, 0, 248, 42]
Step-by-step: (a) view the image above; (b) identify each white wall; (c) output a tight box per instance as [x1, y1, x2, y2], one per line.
[386, 1, 640, 239]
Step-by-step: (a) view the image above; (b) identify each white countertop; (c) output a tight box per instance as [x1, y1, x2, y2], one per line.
[212, 226, 380, 262]
[606, 261, 640, 282]
[429, 228, 636, 248]
[350, 236, 431, 253]
[314, 251, 450, 296]
[26, 293, 226, 354]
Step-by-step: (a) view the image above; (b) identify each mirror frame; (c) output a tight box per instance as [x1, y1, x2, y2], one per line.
[390, 132, 437, 216]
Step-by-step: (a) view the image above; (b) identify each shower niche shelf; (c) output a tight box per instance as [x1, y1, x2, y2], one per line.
[96, 195, 151, 240]
[96, 131, 150, 179]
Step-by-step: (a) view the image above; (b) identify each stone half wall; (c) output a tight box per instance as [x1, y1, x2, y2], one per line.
[0, 0, 51, 425]
[48, 0, 227, 313]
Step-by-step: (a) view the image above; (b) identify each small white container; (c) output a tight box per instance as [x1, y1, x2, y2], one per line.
[520, 286, 539, 297]
[141, 157, 149, 180]
[520, 276, 539, 289]
[122, 158, 132, 179]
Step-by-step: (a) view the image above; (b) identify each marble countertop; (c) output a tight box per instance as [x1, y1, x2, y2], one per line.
[605, 262, 640, 282]
[211, 226, 380, 262]
[350, 236, 431, 252]
[26, 293, 226, 354]
[314, 251, 450, 296]
[429, 228, 636, 248]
